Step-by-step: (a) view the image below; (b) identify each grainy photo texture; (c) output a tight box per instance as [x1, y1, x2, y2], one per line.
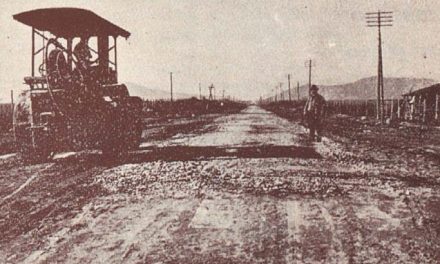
[0, 1, 439, 263]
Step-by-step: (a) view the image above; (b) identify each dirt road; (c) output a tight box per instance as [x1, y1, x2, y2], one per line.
[1, 105, 439, 264]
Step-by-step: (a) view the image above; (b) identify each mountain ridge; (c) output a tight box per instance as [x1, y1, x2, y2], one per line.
[125, 82, 197, 100]
[280, 76, 436, 101]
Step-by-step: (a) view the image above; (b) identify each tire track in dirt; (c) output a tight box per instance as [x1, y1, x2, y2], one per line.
[338, 186, 432, 263]
[0, 161, 51, 200]
[402, 188, 440, 261]
[318, 202, 347, 263]
[26, 196, 204, 263]
[1, 164, 53, 205]
[0, 159, 109, 263]
[285, 198, 344, 263]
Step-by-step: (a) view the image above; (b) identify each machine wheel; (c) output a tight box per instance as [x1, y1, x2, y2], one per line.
[101, 135, 129, 161]
[124, 97, 144, 150]
[13, 91, 53, 163]
[100, 118, 129, 160]
[100, 120, 141, 160]
[15, 125, 52, 163]
[100, 98, 143, 160]
[125, 115, 143, 150]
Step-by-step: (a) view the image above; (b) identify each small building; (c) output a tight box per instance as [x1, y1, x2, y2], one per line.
[402, 84, 440, 123]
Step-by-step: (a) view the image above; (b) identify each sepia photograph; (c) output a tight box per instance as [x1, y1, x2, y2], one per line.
[0, 0, 439, 263]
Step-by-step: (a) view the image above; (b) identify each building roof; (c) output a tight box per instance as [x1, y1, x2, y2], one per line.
[403, 83, 440, 96]
[13, 8, 130, 38]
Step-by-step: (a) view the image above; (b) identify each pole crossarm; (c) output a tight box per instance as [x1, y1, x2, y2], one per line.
[366, 20, 393, 24]
[367, 23, 394, 25]
[366, 15, 393, 18]
[367, 24, 393, 27]
[366, 15, 393, 19]
[365, 11, 393, 15]
[367, 19, 393, 23]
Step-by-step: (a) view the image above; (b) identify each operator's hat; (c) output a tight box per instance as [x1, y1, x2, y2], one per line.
[310, 85, 319, 91]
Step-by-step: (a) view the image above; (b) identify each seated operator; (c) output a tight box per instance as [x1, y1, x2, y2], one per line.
[73, 36, 93, 72]
[73, 36, 102, 99]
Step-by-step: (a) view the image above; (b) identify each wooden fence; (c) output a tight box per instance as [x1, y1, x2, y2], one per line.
[262, 98, 432, 122]
[326, 99, 403, 118]
[326, 99, 439, 124]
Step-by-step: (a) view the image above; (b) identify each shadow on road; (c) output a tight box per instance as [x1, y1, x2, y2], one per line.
[135, 145, 321, 161]
[54, 145, 321, 166]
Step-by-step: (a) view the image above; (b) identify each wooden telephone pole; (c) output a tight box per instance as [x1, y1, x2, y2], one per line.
[305, 59, 314, 94]
[170, 72, 173, 102]
[366, 11, 393, 122]
[279, 83, 283, 101]
[208, 84, 215, 101]
[11, 90, 15, 142]
[288, 74, 291, 102]
[308, 59, 312, 91]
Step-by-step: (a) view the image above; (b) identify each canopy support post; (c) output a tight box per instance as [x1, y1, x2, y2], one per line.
[67, 38, 73, 71]
[31, 28, 35, 77]
[114, 36, 118, 83]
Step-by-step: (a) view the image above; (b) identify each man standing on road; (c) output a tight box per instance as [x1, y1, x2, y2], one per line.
[303, 85, 326, 142]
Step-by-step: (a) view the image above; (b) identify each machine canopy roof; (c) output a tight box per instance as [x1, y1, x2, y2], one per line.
[13, 8, 130, 38]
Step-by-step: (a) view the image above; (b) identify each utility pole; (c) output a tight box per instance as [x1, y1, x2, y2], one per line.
[222, 89, 225, 100]
[288, 74, 291, 102]
[279, 83, 283, 101]
[208, 84, 215, 101]
[297, 82, 300, 100]
[170, 72, 173, 102]
[366, 10, 393, 122]
[11, 90, 15, 142]
[305, 59, 314, 94]
[308, 59, 312, 91]
[199, 83, 202, 100]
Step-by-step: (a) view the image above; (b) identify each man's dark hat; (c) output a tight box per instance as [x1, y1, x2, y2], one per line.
[311, 85, 319, 91]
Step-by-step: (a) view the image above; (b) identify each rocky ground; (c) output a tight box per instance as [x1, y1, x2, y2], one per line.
[0, 131, 14, 155]
[261, 102, 440, 184]
[0, 105, 439, 263]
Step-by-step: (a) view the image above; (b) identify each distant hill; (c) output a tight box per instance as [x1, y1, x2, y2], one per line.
[125, 82, 196, 100]
[282, 77, 436, 100]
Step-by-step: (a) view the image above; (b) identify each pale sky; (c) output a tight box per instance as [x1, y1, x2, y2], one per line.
[1, 0, 439, 101]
